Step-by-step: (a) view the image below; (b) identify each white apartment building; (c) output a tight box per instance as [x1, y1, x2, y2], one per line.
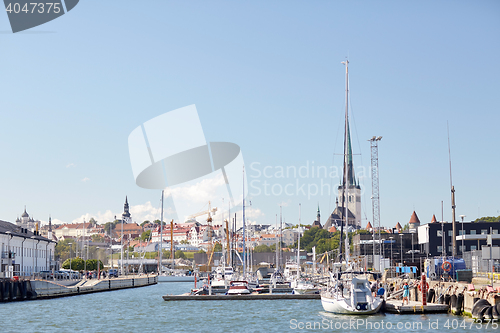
[1, 220, 56, 277]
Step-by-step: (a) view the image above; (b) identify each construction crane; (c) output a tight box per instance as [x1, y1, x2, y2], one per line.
[207, 241, 222, 266]
[187, 201, 218, 220]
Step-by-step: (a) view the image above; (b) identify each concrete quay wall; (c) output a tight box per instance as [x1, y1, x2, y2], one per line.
[401, 280, 499, 315]
[32, 275, 157, 299]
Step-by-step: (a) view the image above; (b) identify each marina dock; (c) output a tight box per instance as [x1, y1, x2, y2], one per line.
[163, 293, 320, 301]
[384, 300, 449, 314]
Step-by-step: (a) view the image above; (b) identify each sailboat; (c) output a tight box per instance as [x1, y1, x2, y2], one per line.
[320, 60, 383, 315]
[157, 191, 194, 282]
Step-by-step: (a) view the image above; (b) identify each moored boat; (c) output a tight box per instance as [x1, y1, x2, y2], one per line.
[291, 279, 320, 295]
[321, 273, 383, 314]
[227, 281, 251, 295]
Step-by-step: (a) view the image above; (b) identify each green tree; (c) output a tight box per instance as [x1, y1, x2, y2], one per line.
[475, 216, 500, 223]
[299, 227, 332, 252]
[104, 222, 115, 236]
[92, 234, 105, 243]
[140, 230, 152, 241]
[141, 220, 151, 227]
[214, 243, 222, 252]
[175, 250, 186, 259]
[55, 239, 76, 261]
[254, 244, 272, 252]
[89, 259, 104, 270]
[62, 257, 85, 270]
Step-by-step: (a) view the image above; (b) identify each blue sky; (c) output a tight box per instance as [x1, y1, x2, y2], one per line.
[0, 1, 499, 229]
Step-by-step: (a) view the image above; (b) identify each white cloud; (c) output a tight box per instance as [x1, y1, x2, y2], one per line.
[66, 163, 76, 168]
[245, 207, 263, 219]
[278, 200, 290, 207]
[81, 177, 90, 182]
[72, 210, 116, 224]
[165, 173, 231, 222]
[68, 201, 172, 225]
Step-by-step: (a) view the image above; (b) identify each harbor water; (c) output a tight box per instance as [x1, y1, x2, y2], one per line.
[1, 282, 498, 332]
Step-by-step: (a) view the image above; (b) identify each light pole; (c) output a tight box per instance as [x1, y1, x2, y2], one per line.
[399, 233, 403, 267]
[389, 236, 393, 270]
[68, 242, 73, 272]
[460, 215, 466, 256]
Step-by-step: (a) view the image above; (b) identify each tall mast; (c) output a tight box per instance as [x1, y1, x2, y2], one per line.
[275, 214, 278, 269]
[159, 190, 164, 274]
[339, 59, 349, 263]
[279, 206, 283, 270]
[448, 123, 456, 258]
[242, 166, 246, 276]
[297, 203, 301, 275]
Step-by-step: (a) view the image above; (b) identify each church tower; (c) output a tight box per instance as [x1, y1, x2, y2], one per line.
[337, 123, 362, 228]
[317, 204, 320, 224]
[122, 196, 131, 222]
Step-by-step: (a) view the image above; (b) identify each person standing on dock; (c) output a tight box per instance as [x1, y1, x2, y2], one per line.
[402, 282, 409, 305]
[377, 284, 385, 297]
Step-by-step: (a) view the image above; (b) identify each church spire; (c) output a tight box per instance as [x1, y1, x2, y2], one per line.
[345, 122, 356, 187]
[122, 196, 131, 220]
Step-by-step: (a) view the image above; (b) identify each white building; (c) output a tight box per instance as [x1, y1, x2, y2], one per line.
[1, 220, 56, 277]
[53, 222, 93, 240]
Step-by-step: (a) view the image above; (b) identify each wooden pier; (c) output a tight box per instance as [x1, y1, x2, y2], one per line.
[384, 300, 449, 314]
[162, 293, 320, 301]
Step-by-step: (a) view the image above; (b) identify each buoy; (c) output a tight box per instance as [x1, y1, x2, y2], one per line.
[444, 294, 451, 306]
[442, 261, 452, 272]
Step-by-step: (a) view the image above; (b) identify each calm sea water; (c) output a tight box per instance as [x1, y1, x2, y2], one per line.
[1, 282, 497, 332]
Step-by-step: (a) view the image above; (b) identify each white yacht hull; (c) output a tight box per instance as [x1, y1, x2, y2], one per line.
[293, 287, 320, 295]
[321, 293, 383, 315]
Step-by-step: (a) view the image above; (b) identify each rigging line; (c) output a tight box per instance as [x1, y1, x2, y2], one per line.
[347, 74, 371, 226]
[328, 87, 345, 214]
